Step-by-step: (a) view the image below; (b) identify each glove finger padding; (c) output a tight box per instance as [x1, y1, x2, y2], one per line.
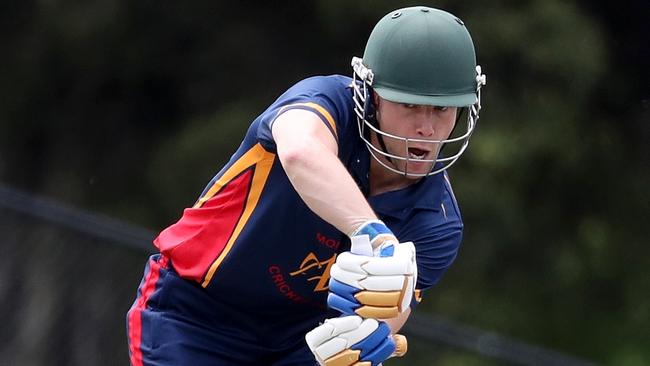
[305, 315, 405, 366]
[328, 242, 417, 318]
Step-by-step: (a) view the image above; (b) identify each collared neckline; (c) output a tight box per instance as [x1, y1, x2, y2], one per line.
[368, 172, 445, 220]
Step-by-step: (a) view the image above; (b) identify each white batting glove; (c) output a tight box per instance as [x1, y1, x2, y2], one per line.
[305, 315, 407, 366]
[327, 220, 417, 319]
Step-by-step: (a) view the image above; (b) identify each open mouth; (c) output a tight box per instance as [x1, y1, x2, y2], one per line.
[408, 147, 429, 160]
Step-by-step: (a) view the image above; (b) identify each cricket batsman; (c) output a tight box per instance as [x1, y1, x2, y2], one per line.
[127, 6, 486, 365]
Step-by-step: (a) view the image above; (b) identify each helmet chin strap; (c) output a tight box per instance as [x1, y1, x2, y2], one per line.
[376, 133, 394, 164]
[371, 112, 393, 164]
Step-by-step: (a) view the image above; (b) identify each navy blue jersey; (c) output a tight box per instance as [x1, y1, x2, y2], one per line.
[133, 75, 463, 353]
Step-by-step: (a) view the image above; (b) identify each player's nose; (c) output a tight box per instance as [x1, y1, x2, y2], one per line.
[415, 117, 435, 137]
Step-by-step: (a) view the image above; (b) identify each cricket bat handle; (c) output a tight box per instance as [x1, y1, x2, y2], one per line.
[392, 334, 408, 357]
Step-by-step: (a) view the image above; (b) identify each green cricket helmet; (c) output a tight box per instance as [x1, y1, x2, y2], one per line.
[351, 6, 486, 176]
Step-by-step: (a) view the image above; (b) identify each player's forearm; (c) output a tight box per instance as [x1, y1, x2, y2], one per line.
[272, 109, 376, 235]
[278, 139, 376, 235]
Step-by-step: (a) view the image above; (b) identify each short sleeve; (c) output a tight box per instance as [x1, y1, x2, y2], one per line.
[254, 75, 355, 152]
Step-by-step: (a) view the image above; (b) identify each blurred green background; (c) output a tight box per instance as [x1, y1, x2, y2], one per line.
[0, 0, 648, 365]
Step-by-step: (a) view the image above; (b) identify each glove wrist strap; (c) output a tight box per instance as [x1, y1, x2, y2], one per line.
[350, 219, 396, 240]
[350, 220, 397, 256]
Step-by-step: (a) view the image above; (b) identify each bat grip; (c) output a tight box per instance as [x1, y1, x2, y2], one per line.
[391, 334, 408, 358]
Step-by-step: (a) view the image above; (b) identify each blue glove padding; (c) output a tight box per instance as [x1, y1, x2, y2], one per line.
[306, 315, 405, 366]
[327, 279, 364, 315]
[327, 220, 417, 319]
[348, 219, 398, 257]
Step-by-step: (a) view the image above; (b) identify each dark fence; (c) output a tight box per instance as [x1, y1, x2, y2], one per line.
[0, 184, 597, 366]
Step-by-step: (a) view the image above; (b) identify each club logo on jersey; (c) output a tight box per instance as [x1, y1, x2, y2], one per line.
[289, 252, 337, 292]
[316, 232, 341, 250]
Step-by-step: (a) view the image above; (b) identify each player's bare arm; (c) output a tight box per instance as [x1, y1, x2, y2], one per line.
[272, 108, 377, 236]
[273, 109, 416, 332]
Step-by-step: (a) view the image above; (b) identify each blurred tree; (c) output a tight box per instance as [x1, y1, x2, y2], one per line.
[0, 0, 647, 364]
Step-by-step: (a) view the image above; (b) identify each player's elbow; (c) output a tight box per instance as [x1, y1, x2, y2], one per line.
[277, 141, 319, 171]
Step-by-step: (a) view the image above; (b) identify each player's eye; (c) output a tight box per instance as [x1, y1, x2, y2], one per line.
[434, 106, 449, 112]
[401, 103, 416, 109]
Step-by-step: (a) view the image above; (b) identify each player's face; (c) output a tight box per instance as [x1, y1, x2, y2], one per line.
[373, 95, 457, 177]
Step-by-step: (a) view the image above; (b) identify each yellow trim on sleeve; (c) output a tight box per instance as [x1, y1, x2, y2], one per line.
[277, 102, 337, 139]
